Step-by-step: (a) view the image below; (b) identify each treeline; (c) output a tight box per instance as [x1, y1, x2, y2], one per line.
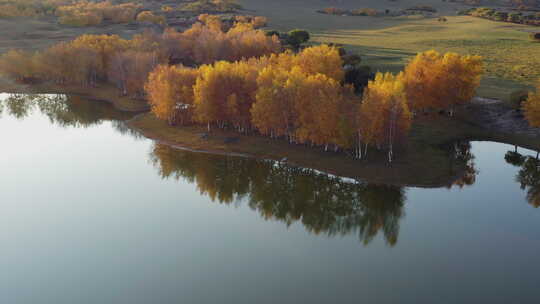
[460, 7, 540, 26]
[0, 0, 65, 18]
[316, 5, 438, 17]
[0, 0, 143, 22]
[146, 48, 483, 162]
[0, 14, 280, 98]
[180, 0, 242, 14]
[56, 0, 142, 26]
[317, 7, 382, 17]
[150, 143, 406, 246]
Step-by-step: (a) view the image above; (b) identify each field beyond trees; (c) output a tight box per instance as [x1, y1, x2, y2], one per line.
[239, 0, 540, 101]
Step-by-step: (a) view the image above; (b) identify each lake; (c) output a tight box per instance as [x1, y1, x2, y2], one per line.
[1, 93, 539, 304]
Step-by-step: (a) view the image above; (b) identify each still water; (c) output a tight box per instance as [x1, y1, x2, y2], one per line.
[0, 93, 539, 304]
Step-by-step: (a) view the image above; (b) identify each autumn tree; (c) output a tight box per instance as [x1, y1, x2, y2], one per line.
[136, 11, 166, 26]
[0, 49, 35, 81]
[145, 64, 199, 125]
[294, 44, 344, 81]
[251, 65, 300, 140]
[523, 80, 540, 127]
[193, 60, 261, 131]
[403, 50, 483, 114]
[358, 72, 412, 162]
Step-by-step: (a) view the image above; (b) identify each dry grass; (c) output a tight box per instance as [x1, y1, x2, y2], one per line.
[240, 0, 540, 100]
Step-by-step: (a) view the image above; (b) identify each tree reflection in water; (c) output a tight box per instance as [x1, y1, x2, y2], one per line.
[505, 147, 540, 208]
[0, 93, 141, 138]
[150, 143, 406, 246]
[447, 141, 478, 189]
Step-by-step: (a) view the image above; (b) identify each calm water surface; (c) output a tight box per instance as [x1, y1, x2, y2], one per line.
[0, 93, 539, 304]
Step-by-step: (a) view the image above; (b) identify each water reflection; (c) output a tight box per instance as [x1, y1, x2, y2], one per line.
[150, 143, 406, 246]
[448, 141, 478, 189]
[504, 147, 540, 208]
[0, 93, 140, 137]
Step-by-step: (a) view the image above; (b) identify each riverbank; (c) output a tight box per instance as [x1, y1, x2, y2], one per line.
[0, 76, 149, 112]
[3, 77, 540, 187]
[126, 100, 540, 188]
[127, 113, 464, 188]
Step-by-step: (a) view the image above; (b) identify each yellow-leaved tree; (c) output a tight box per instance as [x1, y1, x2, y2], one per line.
[403, 50, 483, 114]
[295, 44, 344, 81]
[145, 65, 199, 125]
[523, 80, 540, 127]
[358, 72, 412, 162]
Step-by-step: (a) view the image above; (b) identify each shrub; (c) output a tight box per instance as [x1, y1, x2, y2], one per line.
[181, 0, 242, 13]
[531, 33, 540, 42]
[318, 7, 348, 15]
[351, 8, 379, 16]
[287, 29, 310, 50]
[406, 5, 437, 13]
[56, 1, 141, 26]
[58, 12, 103, 27]
[136, 11, 166, 26]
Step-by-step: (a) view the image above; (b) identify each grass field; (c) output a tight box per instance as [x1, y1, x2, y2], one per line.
[240, 0, 540, 101]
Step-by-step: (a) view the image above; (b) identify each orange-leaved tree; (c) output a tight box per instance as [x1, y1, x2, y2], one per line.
[358, 72, 412, 162]
[403, 50, 483, 114]
[523, 80, 540, 127]
[146, 65, 199, 125]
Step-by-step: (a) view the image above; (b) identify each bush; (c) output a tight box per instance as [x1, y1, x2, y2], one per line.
[318, 7, 348, 15]
[181, 0, 242, 13]
[406, 5, 437, 13]
[351, 8, 380, 16]
[59, 12, 103, 27]
[56, 1, 141, 26]
[287, 29, 310, 50]
[136, 11, 166, 26]
[531, 33, 540, 42]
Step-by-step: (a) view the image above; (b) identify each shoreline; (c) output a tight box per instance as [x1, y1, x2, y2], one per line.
[127, 112, 469, 188]
[3, 82, 540, 188]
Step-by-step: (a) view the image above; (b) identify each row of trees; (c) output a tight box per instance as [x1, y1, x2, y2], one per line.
[56, 1, 142, 26]
[0, 0, 69, 18]
[146, 48, 483, 162]
[461, 7, 540, 26]
[0, 15, 281, 98]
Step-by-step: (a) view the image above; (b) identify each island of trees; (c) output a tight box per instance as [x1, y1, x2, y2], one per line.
[3, 11, 540, 165]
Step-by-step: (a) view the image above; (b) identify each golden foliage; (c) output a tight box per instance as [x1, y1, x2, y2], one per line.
[146, 65, 199, 124]
[359, 72, 412, 161]
[403, 50, 483, 113]
[523, 80, 540, 127]
[136, 11, 166, 26]
[56, 1, 141, 26]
